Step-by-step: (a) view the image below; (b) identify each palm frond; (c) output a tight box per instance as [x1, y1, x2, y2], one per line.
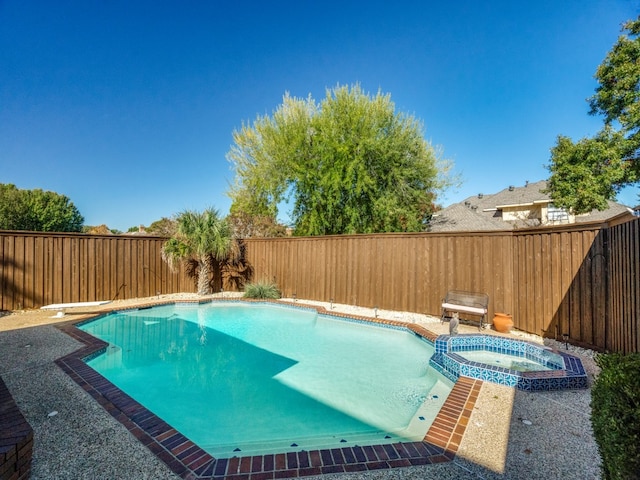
[161, 237, 190, 272]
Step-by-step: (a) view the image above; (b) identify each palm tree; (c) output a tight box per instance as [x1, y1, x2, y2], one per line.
[161, 208, 239, 295]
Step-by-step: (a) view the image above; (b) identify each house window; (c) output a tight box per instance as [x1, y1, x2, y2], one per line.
[547, 204, 570, 222]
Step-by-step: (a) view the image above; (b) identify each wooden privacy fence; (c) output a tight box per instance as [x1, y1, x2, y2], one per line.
[0, 231, 193, 310]
[1, 217, 639, 353]
[244, 218, 640, 354]
[245, 231, 514, 320]
[508, 218, 637, 353]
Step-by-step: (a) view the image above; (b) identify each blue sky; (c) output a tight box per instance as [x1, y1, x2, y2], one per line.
[1, 1, 638, 231]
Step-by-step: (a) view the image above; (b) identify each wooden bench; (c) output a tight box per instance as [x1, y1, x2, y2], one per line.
[441, 290, 489, 330]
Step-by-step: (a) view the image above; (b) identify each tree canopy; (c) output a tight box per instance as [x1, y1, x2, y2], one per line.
[227, 84, 454, 235]
[146, 217, 178, 237]
[547, 18, 640, 212]
[0, 184, 84, 232]
[227, 211, 287, 238]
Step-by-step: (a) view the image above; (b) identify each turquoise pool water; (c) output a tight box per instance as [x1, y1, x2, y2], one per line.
[80, 302, 452, 457]
[457, 350, 556, 372]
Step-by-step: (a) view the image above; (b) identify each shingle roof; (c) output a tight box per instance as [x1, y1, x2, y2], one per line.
[429, 180, 633, 232]
[487, 180, 549, 208]
[428, 202, 507, 232]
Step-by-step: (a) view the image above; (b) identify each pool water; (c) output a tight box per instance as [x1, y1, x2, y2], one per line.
[80, 302, 452, 457]
[457, 350, 556, 372]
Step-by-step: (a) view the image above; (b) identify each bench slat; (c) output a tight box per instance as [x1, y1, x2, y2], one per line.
[441, 302, 487, 315]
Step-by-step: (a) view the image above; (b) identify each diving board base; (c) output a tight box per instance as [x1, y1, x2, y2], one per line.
[41, 301, 111, 317]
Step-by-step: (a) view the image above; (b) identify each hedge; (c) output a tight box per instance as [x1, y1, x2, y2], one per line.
[591, 353, 640, 480]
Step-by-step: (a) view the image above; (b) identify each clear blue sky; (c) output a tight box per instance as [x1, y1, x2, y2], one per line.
[1, 1, 638, 231]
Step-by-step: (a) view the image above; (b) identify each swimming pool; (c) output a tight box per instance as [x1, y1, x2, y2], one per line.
[78, 302, 453, 457]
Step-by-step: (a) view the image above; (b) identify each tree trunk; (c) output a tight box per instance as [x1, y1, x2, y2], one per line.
[211, 259, 223, 293]
[197, 259, 211, 295]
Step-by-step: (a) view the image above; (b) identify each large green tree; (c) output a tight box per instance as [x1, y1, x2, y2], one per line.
[227, 84, 454, 235]
[161, 208, 238, 295]
[146, 217, 178, 237]
[0, 183, 84, 232]
[227, 211, 287, 238]
[547, 18, 640, 213]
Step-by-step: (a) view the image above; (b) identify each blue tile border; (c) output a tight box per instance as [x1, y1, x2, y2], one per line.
[430, 334, 588, 391]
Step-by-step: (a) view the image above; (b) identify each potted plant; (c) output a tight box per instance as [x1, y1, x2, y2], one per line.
[493, 312, 513, 333]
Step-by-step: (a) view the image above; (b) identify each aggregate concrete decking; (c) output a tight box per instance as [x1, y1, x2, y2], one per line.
[0, 295, 601, 479]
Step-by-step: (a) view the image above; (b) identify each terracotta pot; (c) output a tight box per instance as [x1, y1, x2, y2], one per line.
[493, 313, 513, 333]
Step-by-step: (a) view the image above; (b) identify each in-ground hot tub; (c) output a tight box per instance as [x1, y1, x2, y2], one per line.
[429, 334, 588, 391]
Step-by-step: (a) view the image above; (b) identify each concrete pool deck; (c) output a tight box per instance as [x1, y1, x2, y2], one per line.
[0, 294, 601, 479]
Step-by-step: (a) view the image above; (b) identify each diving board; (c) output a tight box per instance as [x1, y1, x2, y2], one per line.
[41, 301, 111, 317]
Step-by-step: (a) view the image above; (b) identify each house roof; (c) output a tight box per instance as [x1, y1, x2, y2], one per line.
[429, 180, 633, 232]
[428, 202, 508, 232]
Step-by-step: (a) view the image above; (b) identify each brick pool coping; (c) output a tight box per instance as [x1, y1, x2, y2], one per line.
[0, 375, 33, 480]
[53, 299, 483, 480]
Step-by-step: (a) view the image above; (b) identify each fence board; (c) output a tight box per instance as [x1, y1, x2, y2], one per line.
[14, 236, 25, 309]
[540, 234, 553, 336]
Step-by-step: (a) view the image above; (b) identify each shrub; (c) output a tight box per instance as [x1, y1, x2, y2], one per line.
[590, 353, 640, 480]
[243, 281, 281, 299]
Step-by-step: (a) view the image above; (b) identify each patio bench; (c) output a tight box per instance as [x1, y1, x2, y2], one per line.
[441, 290, 489, 330]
